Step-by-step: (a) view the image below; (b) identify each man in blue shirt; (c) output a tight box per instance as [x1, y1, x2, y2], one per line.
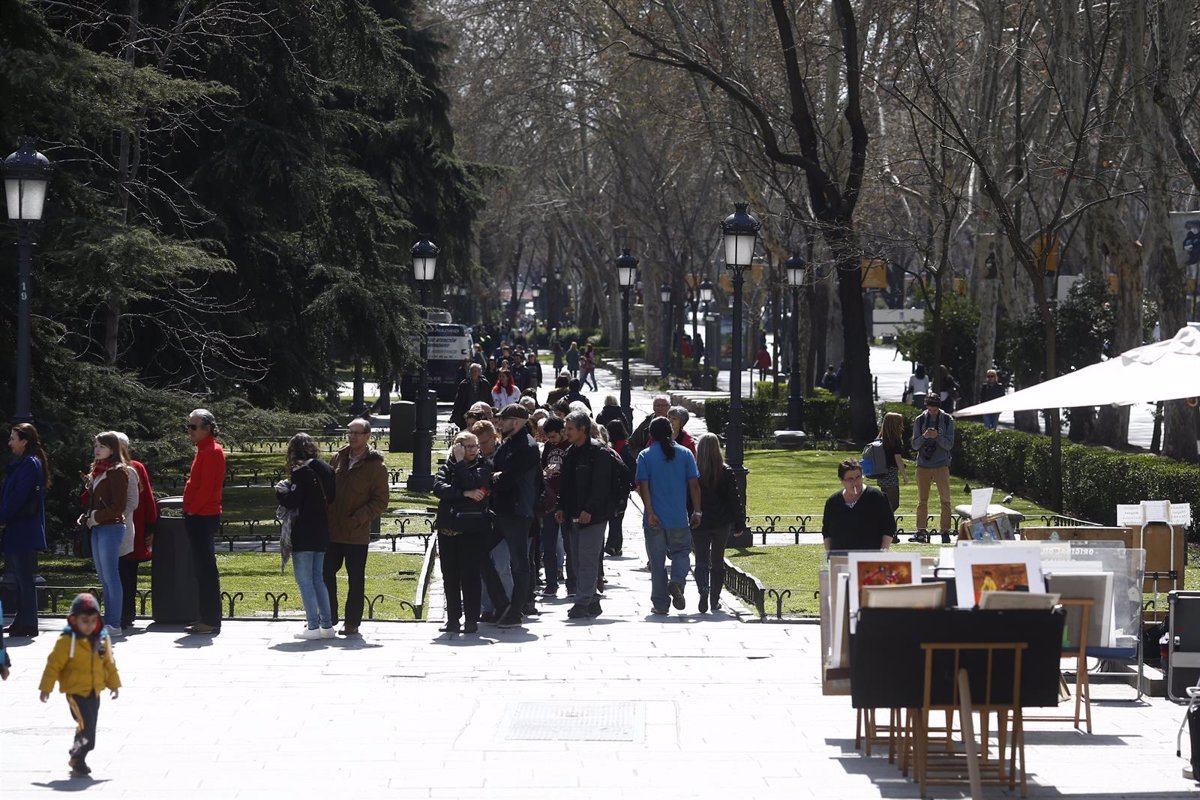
[636, 417, 702, 614]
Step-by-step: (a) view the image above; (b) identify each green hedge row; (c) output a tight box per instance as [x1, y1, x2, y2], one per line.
[704, 387, 853, 440]
[878, 402, 1200, 526]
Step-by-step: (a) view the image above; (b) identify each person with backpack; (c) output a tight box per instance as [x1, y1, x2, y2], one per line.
[911, 395, 956, 543]
[555, 410, 617, 620]
[871, 412, 908, 512]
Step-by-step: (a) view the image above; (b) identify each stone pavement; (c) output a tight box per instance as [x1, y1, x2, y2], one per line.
[2, 367, 1196, 799]
[2, 496, 1197, 799]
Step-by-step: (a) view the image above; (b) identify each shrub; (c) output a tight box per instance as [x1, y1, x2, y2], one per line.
[880, 401, 1200, 529]
[700, 393, 854, 441]
[754, 380, 789, 401]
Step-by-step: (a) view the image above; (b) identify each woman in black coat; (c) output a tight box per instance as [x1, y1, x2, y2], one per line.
[433, 432, 493, 634]
[276, 433, 336, 640]
[692, 433, 745, 613]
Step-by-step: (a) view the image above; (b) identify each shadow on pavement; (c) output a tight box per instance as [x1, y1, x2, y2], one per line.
[172, 635, 216, 649]
[32, 777, 111, 792]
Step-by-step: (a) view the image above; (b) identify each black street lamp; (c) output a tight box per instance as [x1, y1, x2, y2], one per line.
[407, 237, 439, 493]
[3, 139, 50, 424]
[659, 282, 672, 380]
[785, 250, 806, 430]
[720, 202, 760, 496]
[616, 249, 638, 423]
[531, 282, 541, 346]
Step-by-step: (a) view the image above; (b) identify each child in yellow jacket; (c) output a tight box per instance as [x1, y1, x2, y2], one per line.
[38, 593, 120, 776]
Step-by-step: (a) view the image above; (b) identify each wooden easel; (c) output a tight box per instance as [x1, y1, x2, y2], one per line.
[1024, 598, 1093, 733]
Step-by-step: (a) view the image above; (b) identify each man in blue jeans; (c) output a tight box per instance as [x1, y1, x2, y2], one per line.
[636, 417, 702, 615]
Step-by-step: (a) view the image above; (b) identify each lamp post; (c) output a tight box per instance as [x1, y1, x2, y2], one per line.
[407, 237, 439, 493]
[785, 250, 806, 430]
[531, 283, 541, 347]
[698, 279, 713, 388]
[4, 139, 50, 424]
[720, 202, 760, 495]
[659, 282, 672, 380]
[616, 249, 638, 423]
[703, 301, 718, 389]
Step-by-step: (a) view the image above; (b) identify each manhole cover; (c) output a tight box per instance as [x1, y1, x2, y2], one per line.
[502, 701, 643, 741]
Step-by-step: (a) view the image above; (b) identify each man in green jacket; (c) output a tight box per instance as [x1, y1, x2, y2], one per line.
[324, 418, 390, 636]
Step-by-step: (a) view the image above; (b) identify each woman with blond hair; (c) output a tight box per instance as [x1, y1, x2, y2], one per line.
[78, 432, 133, 636]
[692, 433, 744, 613]
[875, 412, 908, 511]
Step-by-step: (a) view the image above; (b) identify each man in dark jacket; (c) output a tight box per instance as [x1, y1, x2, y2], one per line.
[452, 363, 493, 429]
[628, 394, 671, 454]
[821, 458, 895, 552]
[564, 378, 591, 410]
[490, 404, 541, 627]
[556, 410, 615, 620]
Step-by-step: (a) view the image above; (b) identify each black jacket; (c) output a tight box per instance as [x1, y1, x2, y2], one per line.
[697, 465, 745, 531]
[596, 404, 629, 430]
[564, 391, 591, 410]
[452, 378, 493, 428]
[433, 457, 493, 536]
[491, 428, 540, 518]
[557, 439, 617, 523]
[277, 459, 336, 552]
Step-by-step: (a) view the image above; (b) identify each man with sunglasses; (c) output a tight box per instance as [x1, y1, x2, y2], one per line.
[323, 418, 389, 636]
[183, 409, 225, 634]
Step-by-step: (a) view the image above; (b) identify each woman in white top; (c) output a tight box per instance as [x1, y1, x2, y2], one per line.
[906, 364, 930, 408]
[491, 368, 520, 408]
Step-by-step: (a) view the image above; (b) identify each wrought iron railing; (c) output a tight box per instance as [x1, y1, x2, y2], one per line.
[722, 559, 765, 619]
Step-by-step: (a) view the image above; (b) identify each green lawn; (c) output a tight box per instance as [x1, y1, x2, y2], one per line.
[34, 552, 425, 620]
[733, 449, 1060, 617]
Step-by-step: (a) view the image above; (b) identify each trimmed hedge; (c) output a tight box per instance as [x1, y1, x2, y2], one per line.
[878, 401, 1200, 527]
[704, 388, 852, 440]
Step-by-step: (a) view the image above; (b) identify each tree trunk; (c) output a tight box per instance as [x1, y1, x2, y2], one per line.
[973, 234, 1001, 401]
[1145, 113, 1198, 461]
[830, 233, 876, 442]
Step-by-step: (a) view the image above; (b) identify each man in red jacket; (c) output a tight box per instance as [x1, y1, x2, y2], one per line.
[183, 409, 225, 634]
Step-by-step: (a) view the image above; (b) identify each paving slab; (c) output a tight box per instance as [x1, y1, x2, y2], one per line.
[2, 368, 1196, 798]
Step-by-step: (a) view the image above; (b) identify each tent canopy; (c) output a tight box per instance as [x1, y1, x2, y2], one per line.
[956, 325, 1200, 417]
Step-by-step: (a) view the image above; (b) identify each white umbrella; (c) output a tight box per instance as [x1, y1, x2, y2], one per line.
[956, 325, 1200, 417]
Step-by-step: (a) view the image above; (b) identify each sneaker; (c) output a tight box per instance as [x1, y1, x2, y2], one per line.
[651, 606, 670, 615]
[320, 627, 337, 639]
[711, 597, 722, 611]
[478, 611, 497, 624]
[940, 530, 953, 544]
[698, 595, 709, 613]
[293, 627, 323, 640]
[463, 621, 479, 634]
[543, 585, 559, 597]
[105, 625, 122, 638]
[910, 531, 929, 544]
[69, 757, 91, 776]
[567, 604, 591, 619]
[496, 608, 524, 628]
[587, 600, 602, 618]
[603, 544, 617, 556]
[438, 620, 461, 633]
[668, 581, 686, 610]
[339, 626, 359, 637]
[522, 602, 541, 616]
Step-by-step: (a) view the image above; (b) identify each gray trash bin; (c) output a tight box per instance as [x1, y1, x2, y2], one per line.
[151, 497, 200, 624]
